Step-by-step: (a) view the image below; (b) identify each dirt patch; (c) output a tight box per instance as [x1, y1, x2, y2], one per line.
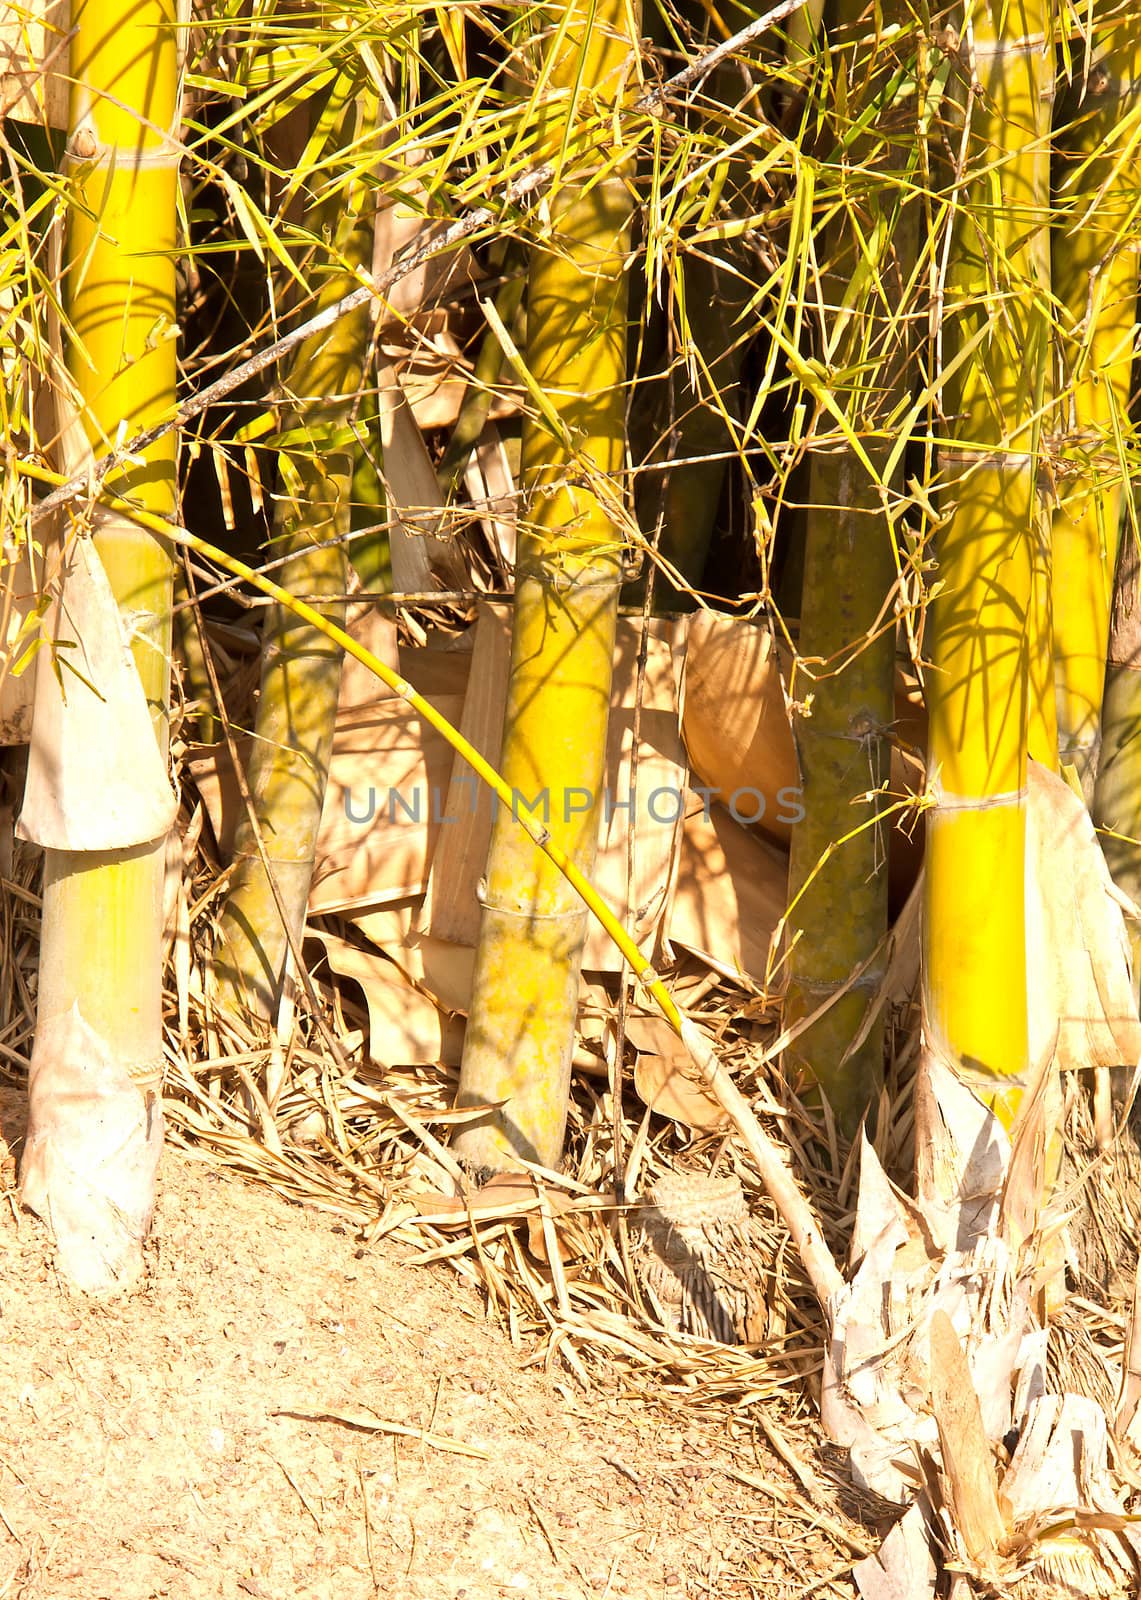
[0, 1089, 874, 1600]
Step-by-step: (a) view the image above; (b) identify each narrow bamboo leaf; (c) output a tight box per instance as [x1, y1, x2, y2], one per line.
[478, 292, 576, 452]
[220, 170, 266, 263]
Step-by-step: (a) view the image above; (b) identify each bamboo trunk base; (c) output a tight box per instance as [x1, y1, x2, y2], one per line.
[22, 842, 166, 1293]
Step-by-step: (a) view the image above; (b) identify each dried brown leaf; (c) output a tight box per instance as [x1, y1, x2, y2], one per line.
[928, 1309, 1007, 1566]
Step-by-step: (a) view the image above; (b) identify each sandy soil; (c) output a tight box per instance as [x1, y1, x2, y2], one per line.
[0, 1088, 872, 1600]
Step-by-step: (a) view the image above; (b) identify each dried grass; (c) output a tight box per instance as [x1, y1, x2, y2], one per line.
[170, 892, 843, 1407]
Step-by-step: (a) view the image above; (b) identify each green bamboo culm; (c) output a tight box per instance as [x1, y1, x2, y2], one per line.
[782, 0, 917, 1137]
[452, 0, 640, 1174]
[348, 384, 392, 595]
[21, 0, 180, 1290]
[633, 239, 756, 603]
[215, 83, 378, 1020]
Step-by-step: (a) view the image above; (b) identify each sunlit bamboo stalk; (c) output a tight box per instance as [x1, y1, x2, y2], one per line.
[452, 0, 639, 1173]
[1051, 22, 1141, 795]
[20, 0, 180, 1290]
[923, 0, 1052, 1122]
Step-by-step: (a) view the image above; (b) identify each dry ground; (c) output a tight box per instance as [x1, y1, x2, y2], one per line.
[0, 1089, 880, 1600]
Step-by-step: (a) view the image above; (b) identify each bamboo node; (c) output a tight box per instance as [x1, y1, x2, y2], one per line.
[938, 447, 1037, 476]
[962, 32, 1046, 62]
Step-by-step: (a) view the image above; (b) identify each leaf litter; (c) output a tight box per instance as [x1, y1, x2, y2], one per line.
[5, 607, 1141, 1595]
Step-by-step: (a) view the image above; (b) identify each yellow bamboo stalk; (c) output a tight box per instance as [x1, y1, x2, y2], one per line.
[20, 0, 179, 1290]
[783, 0, 916, 1137]
[214, 85, 376, 1019]
[923, 0, 1052, 1122]
[1051, 22, 1141, 795]
[451, 0, 638, 1174]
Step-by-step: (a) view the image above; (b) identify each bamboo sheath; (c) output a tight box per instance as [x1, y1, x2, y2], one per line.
[21, 0, 180, 1288]
[452, 0, 639, 1173]
[923, 0, 1052, 1120]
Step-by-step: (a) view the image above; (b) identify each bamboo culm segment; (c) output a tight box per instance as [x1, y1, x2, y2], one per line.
[923, 0, 1052, 1118]
[1051, 25, 1141, 796]
[453, 0, 637, 1173]
[215, 88, 377, 1020]
[21, 0, 179, 1291]
[785, 460, 899, 1136]
[783, 0, 916, 1135]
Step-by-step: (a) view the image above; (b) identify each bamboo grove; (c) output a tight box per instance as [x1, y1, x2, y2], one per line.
[0, 0, 1139, 1294]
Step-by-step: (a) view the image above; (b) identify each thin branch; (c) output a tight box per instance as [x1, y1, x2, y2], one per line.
[30, 0, 807, 529]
